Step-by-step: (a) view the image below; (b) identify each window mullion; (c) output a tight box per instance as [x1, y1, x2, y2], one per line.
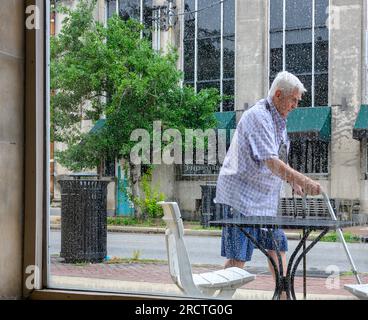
[140, 0, 143, 39]
[282, 0, 286, 71]
[312, 0, 315, 107]
[194, 0, 198, 93]
[220, 0, 224, 112]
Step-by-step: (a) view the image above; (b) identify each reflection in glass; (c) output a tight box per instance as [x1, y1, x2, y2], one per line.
[184, 0, 195, 40]
[270, 32, 283, 77]
[296, 74, 312, 107]
[119, 0, 140, 21]
[183, 0, 235, 111]
[285, 0, 312, 29]
[222, 80, 234, 112]
[315, 0, 329, 26]
[314, 73, 328, 106]
[285, 43, 312, 74]
[143, 0, 153, 30]
[197, 0, 221, 39]
[197, 38, 221, 81]
[223, 0, 235, 36]
[107, 0, 117, 19]
[289, 140, 329, 173]
[223, 36, 235, 79]
[270, 0, 283, 30]
[270, 0, 329, 107]
[184, 40, 195, 82]
[315, 28, 328, 72]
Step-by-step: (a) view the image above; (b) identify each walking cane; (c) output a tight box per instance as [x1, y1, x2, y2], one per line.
[302, 195, 307, 299]
[292, 190, 307, 298]
[322, 191, 362, 284]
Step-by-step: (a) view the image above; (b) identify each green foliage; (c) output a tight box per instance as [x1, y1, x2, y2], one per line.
[51, 0, 220, 171]
[320, 231, 361, 243]
[133, 169, 165, 219]
[106, 216, 166, 227]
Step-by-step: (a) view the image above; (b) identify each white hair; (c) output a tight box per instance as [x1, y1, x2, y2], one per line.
[268, 71, 307, 97]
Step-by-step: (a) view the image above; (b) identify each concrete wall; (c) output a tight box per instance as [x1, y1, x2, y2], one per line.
[235, 0, 268, 115]
[0, 0, 24, 298]
[329, 0, 362, 200]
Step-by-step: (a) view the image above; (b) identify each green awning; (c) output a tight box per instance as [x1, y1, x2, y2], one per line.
[214, 111, 236, 145]
[287, 107, 331, 141]
[89, 118, 106, 134]
[214, 111, 236, 130]
[89, 113, 237, 133]
[353, 105, 368, 140]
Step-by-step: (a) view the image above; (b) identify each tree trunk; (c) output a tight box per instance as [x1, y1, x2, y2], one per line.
[129, 162, 142, 219]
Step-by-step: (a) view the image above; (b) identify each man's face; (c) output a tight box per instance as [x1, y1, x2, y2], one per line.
[273, 88, 302, 118]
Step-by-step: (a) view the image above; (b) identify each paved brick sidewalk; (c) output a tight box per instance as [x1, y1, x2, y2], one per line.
[50, 257, 367, 298]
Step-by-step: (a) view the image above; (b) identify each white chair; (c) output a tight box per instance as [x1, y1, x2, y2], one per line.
[158, 201, 255, 298]
[344, 284, 368, 300]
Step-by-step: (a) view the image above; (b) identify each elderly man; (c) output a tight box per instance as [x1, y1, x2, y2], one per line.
[215, 71, 321, 283]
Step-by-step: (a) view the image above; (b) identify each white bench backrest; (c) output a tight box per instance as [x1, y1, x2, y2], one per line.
[158, 201, 201, 296]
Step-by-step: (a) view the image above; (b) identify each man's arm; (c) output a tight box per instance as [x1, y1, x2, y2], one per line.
[265, 158, 321, 196]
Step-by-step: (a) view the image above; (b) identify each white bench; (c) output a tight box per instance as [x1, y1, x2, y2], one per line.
[344, 284, 368, 300]
[158, 201, 255, 298]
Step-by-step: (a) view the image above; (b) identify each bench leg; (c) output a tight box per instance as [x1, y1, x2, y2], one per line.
[216, 288, 236, 299]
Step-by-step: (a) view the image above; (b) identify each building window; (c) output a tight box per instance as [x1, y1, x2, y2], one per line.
[269, 0, 329, 108]
[288, 140, 329, 174]
[183, 0, 235, 111]
[106, 0, 153, 37]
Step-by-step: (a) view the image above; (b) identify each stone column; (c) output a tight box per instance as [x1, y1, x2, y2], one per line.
[329, 0, 362, 201]
[0, 0, 25, 298]
[235, 0, 268, 119]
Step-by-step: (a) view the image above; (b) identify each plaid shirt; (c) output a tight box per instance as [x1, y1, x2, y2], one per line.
[215, 97, 290, 216]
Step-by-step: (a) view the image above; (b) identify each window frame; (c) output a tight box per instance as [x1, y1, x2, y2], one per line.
[24, 0, 190, 300]
[267, 0, 330, 108]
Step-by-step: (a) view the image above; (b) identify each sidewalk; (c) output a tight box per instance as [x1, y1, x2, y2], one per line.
[49, 256, 367, 300]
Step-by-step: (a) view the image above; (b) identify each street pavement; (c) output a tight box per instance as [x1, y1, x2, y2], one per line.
[47, 213, 368, 300]
[49, 229, 368, 274]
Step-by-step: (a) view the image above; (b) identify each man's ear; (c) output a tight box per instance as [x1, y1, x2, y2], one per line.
[275, 89, 282, 98]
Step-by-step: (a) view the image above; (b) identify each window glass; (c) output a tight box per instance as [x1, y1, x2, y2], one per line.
[315, 0, 329, 26]
[183, 0, 235, 112]
[184, 40, 195, 82]
[119, 0, 140, 21]
[222, 80, 234, 112]
[289, 140, 329, 173]
[270, 0, 283, 30]
[270, 0, 329, 107]
[314, 73, 328, 106]
[107, 0, 117, 19]
[223, 0, 235, 36]
[197, 38, 221, 81]
[197, 0, 221, 39]
[223, 36, 235, 79]
[285, 0, 312, 29]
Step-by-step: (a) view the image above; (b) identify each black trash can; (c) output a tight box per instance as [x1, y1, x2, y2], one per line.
[57, 173, 111, 263]
[200, 184, 223, 227]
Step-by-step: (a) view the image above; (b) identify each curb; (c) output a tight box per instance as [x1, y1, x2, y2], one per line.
[50, 223, 302, 239]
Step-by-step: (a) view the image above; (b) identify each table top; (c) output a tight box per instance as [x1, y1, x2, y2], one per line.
[210, 216, 356, 230]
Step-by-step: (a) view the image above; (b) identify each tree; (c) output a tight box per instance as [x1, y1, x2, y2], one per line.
[51, 0, 220, 218]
